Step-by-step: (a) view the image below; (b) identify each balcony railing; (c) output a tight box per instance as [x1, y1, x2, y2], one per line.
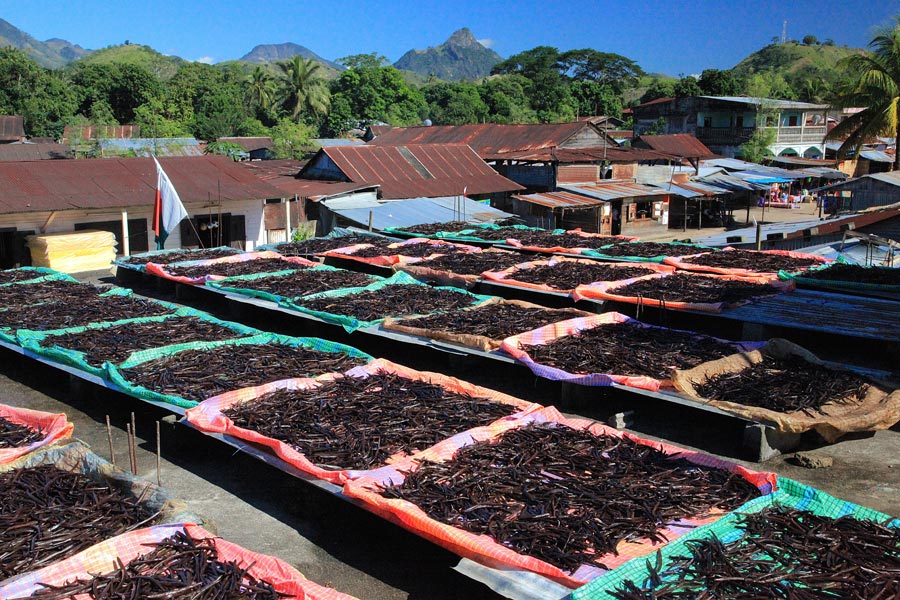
[695, 125, 827, 147]
[764, 125, 827, 145]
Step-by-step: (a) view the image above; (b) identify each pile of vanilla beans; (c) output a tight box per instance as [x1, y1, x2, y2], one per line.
[22, 531, 282, 600]
[509, 262, 655, 289]
[398, 303, 584, 341]
[692, 355, 872, 414]
[120, 344, 366, 402]
[593, 242, 711, 258]
[382, 423, 760, 572]
[224, 371, 518, 471]
[612, 273, 783, 305]
[510, 231, 621, 249]
[219, 269, 376, 298]
[803, 262, 900, 285]
[682, 249, 823, 273]
[121, 248, 240, 265]
[610, 506, 900, 599]
[274, 235, 381, 256]
[45, 316, 246, 366]
[0, 465, 154, 579]
[296, 285, 479, 322]
[0, 416, 42, 448]
[523, 321, 741, 379]
[165, 257, 305, 279]
[0, 292, 172, 332]
[416, 251, 526, 275]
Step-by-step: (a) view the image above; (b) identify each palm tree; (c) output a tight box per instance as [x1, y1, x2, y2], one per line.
[277, 56, 330, 120]
[246, 66, 275, 112]
[827, 17, 900, 170]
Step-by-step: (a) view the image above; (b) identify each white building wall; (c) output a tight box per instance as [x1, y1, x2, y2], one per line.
[0, 198, 266, 255]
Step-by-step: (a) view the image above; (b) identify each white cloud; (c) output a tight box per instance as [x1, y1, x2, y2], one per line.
[195, 56, 215, 64]
[477, 38, 495, 48]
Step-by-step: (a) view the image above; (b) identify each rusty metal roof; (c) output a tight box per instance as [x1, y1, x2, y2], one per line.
[0, 143, 73, 161]
[632, 134, 716, 159]
[368, 122, 616, 157]
[268, 179, 378, 200]
[217, 137, 275, 152]
[513, 190, 605, 209]
[300, 144, 523, 199]
[0, 116, 26, 141]
[61, 125, 140, 143]
[0, 155, 283, 215]
[238, 159, 306, 180]
[559, 181, 669, 201]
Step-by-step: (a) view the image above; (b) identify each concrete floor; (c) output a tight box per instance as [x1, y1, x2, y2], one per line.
[3, 229, 899, 598]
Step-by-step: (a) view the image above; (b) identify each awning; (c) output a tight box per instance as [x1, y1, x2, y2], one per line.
[512, 191, 605, 208]
[330, 196, 512, 231]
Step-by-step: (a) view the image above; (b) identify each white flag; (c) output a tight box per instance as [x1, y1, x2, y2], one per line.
[152, 156, 188, 248]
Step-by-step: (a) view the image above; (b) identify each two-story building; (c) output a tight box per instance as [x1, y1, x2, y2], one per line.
[633, 96, 829, 160]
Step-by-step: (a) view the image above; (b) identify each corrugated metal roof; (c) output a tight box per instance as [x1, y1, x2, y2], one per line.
[560, 181, 669, 201]
[267, 179, 378, 200]
[632, 134, 716, 158]
[704, 157, 760, 171]
[636, 97, 675, 108]
[650, 183, 704, 198]
[512, 190, 605, 208]
[0, 155, 283, 214]
[321, 196, 382, 210]
[217, 137, 274, 152]
[0, 116, 25, 141]
[331, 196, 512, 231]
[859, 150, 894, 163]
[0, 143, 73, 161]
[699, 96, 828, 110]
[769, 156, 837, 167]
[238, 159, 306, 180]
[98, 138, 204, 157]
[61, 125, 140, 143]
[492, 146, 671, 163]
[312, 138, 366, 147]
[368, 122, 617, 157]
[300, 144, 523, 199]
[700, 173, 768, 191]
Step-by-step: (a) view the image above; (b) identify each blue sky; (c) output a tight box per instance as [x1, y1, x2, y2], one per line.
[2, 0, 899, 75]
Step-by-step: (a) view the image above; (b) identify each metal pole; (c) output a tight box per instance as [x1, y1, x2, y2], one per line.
[755, 220, 762, 250]
[120, 209, 130, 257]
[284, 198, 292, 242]
[368, 211, 374, 232]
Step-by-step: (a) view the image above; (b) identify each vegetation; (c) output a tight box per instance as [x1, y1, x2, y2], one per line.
[393, 28, 502, 81]
[0, 19, 872, 147]
[827, 17, 900, 170]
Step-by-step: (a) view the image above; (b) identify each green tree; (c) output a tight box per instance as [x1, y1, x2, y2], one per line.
[743, 72, 796, 99]
[192, 88, 248, 141]
[639, 78, 675, 103]
[828, 16, 900, 170]
[673, 75, 702, 97]
[698, 69, 742, 96]
[0, 48, 77, 137]
[802, 35, 819, 46]
[491, 46, 575, 121]
[557, 49, 644, 92]
[246, 66, 276, 112]
[69, 63, 163, 124]
[479, 75, 536, 123]
[423, 82, 488, 125]
[205, 140, 246, 160]
[740, 127, 776, 163]
[331, 54, 426, 126]
[569, 80, 622, 117]
[277, 56, 330, 121]
[270, 118, 314, 159]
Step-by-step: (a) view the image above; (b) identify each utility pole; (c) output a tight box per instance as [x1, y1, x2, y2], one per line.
[781, 20, 788, 44]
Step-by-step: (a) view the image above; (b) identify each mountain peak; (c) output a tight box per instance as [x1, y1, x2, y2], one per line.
[240, 43, 342, 71]
[394, 28, 501, 81]
[447, 28, 478, 47]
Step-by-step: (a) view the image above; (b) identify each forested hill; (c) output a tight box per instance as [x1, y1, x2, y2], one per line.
[730, 41, 861, 100]
[394, 28, 502, 81]
[0, 18, 89, 68]
[241, 43, 343, 71]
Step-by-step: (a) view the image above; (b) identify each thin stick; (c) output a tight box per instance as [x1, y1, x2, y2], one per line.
[105, 415, 116, 467]
[130, 412, 138, 474]
[125, 423, 135, 475]
[156, 421, 161, 486]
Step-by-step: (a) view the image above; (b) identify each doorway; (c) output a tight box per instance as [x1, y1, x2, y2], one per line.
[610, 200, 623, 235]
[0, 228, 34, 268]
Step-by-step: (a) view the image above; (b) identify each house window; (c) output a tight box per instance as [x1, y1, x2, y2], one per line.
[788, 115, 798, 126]
[703, 117, 712, 128]
[736, 115, 744, 128]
